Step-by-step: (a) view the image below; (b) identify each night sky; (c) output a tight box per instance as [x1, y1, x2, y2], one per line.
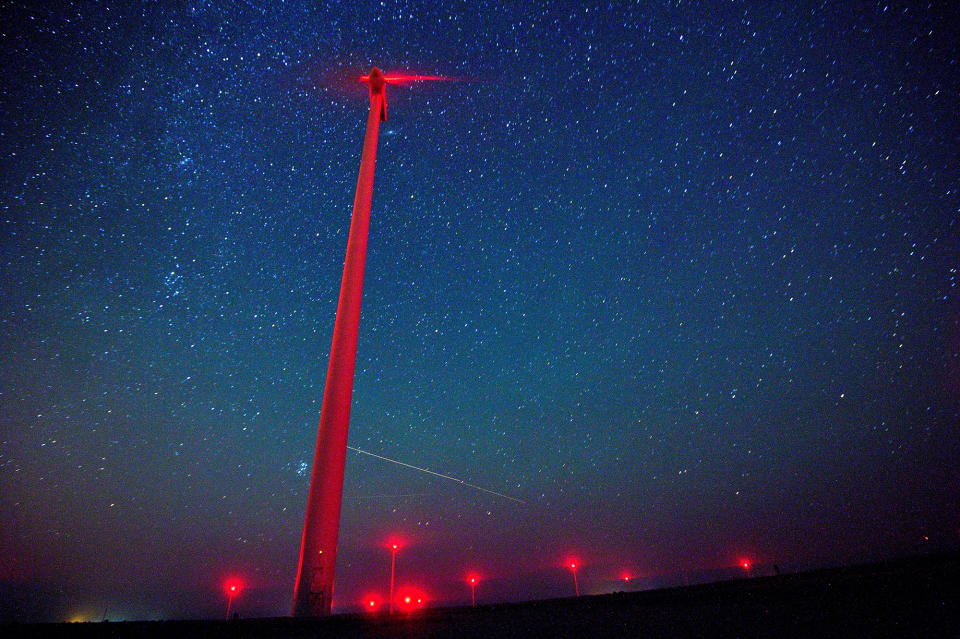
[2, 0, 958, 623]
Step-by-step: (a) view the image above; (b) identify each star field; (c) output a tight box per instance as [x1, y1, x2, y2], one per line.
[1, 0, 958, 622]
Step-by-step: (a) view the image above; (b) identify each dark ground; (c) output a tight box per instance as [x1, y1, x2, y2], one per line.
[4, 552, 958, 638]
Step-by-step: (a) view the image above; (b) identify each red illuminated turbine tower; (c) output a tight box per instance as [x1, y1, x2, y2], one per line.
[291, 68, 388, 617]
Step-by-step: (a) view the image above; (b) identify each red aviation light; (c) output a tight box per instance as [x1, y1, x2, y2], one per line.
[385, 535, 407, 551]
[363, 594, 382, 612]
[396, 587, 428, 612]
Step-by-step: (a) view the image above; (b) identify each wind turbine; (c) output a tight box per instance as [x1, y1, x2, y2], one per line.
[291, 68, 452, 617]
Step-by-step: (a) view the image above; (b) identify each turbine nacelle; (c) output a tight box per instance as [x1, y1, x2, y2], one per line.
[360, 67, 388, 121]
[359, 68, 461, 122]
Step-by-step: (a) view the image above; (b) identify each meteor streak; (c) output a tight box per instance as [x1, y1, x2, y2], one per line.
[347, 445, 527, 504]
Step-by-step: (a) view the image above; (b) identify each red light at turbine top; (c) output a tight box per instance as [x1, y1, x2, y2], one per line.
[223, 579, 243, 594]
[384, 535, 406, 551]
[741, 560, 751, 570]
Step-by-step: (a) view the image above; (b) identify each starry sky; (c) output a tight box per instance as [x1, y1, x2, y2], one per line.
[1, 0, 958, 623]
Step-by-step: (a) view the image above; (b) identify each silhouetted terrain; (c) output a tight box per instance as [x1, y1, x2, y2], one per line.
[5, 552, 957, 638]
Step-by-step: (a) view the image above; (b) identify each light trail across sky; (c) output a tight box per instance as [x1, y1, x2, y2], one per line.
[346, 445, 527, 504]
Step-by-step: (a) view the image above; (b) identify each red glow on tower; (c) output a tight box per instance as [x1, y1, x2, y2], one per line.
[566, 558, 580, 597]
[291, 67, 387, 618]
[466, 573, 480, 607]
[385, 538, 405, 614]
[291, 67, 453, 617]
[223, 579, 243, 620]
[740, 559, 752, 571]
